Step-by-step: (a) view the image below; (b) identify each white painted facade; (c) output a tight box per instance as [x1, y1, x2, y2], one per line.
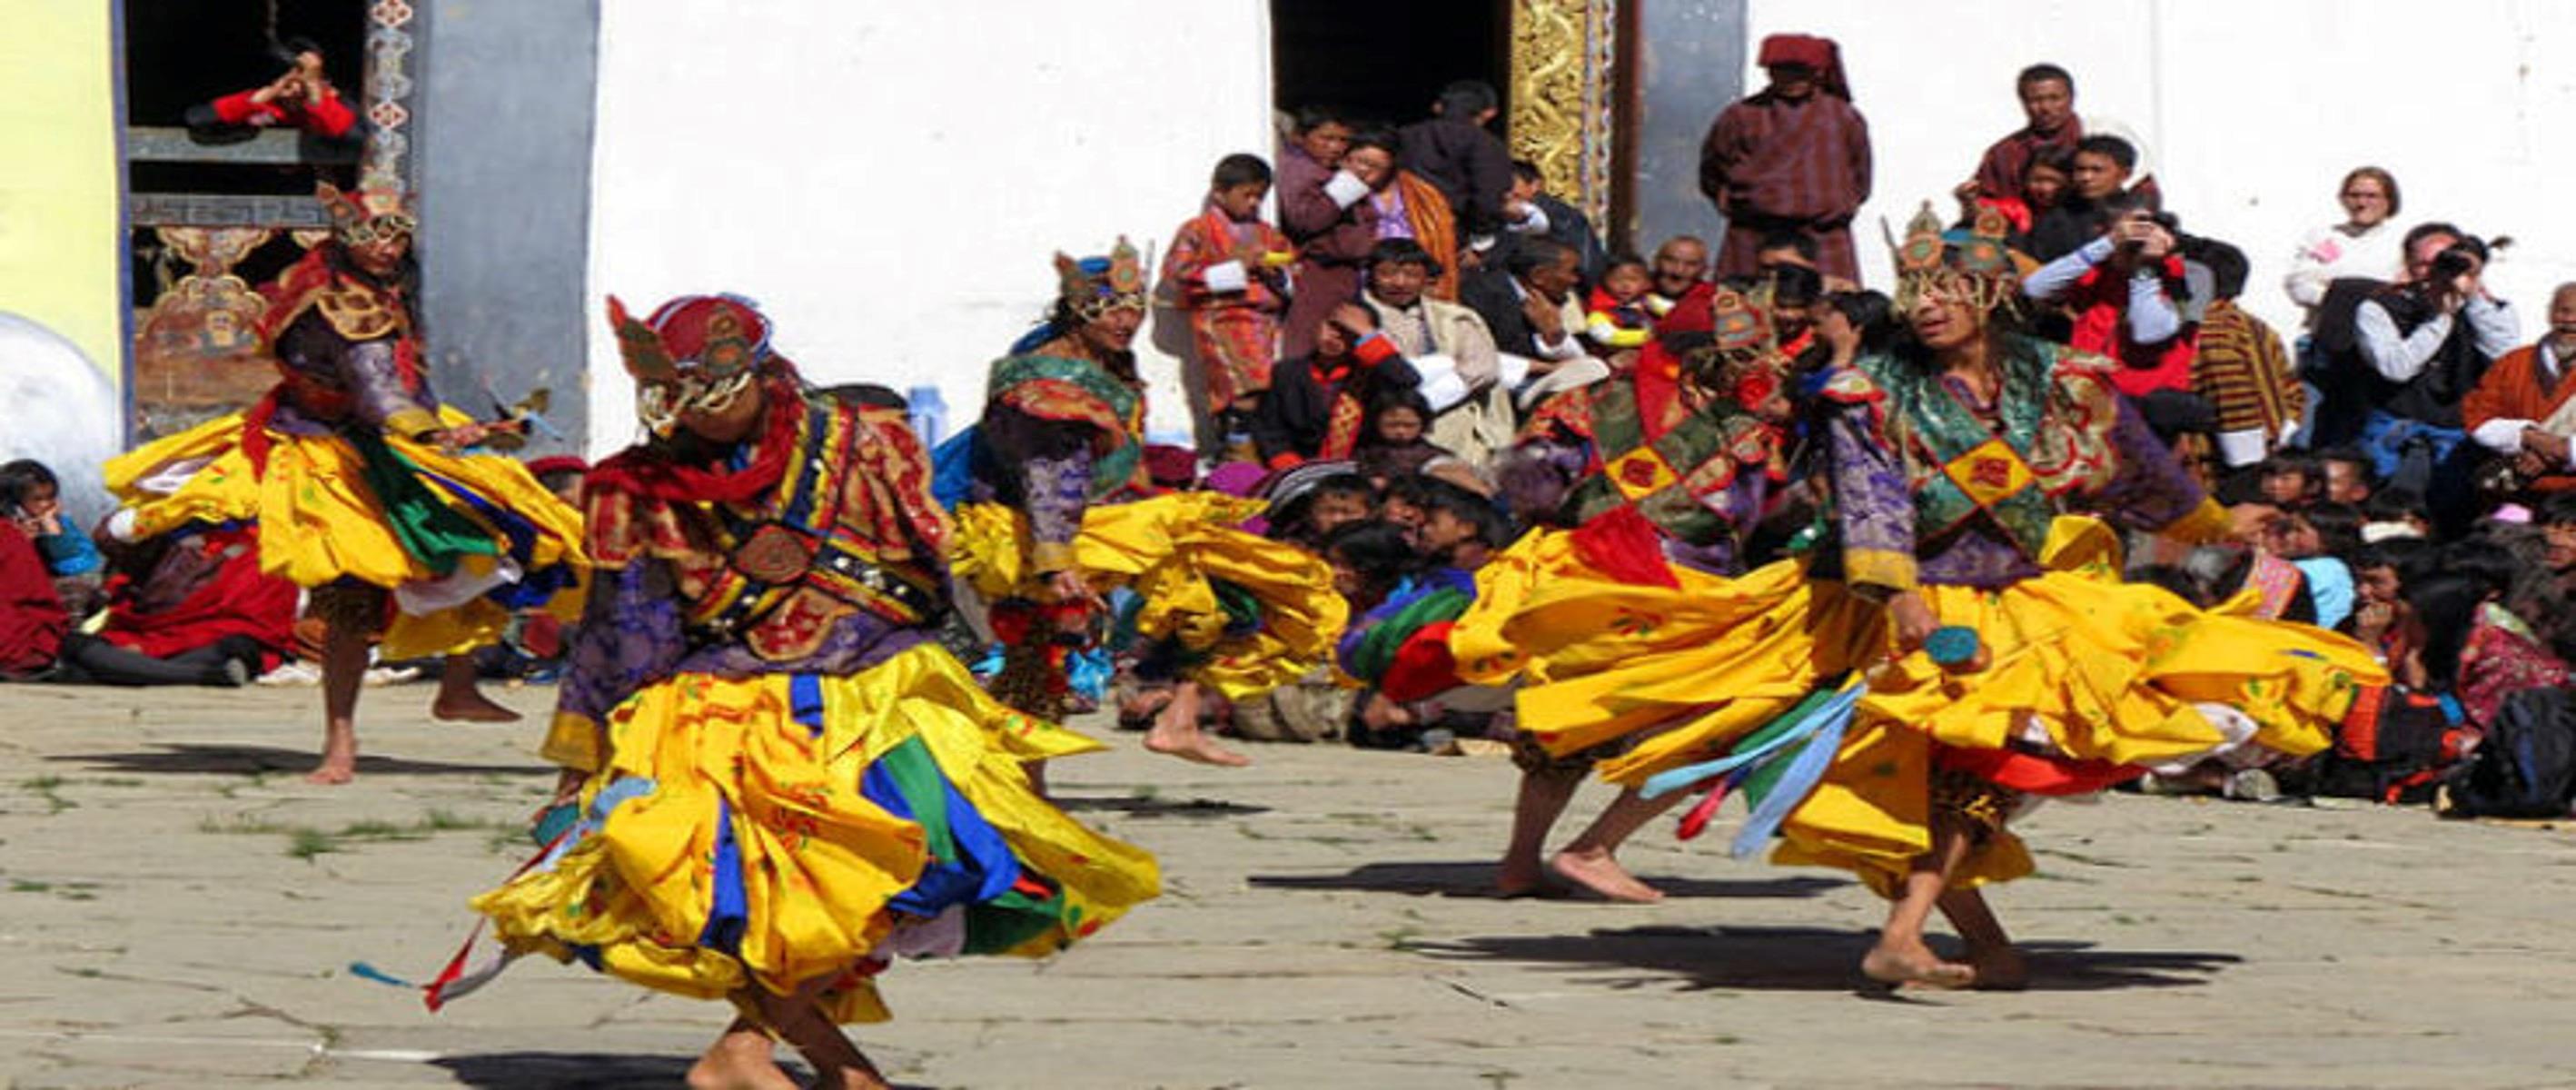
[1745, 0, 2576, 340]
[581, 1, 1274, 454]
[580, 1, 2576, 456]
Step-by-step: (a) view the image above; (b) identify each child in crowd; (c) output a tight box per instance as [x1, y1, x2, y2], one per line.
[1165, 153, 1297, 460]
[1, 461, 104, 619]
[1354, 389, 1451, 482]
[2258, 452, 2325, 510]
[1582, 254, 1656, 353]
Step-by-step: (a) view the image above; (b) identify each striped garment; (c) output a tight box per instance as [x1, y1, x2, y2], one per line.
[2192, 299, 2300, 438]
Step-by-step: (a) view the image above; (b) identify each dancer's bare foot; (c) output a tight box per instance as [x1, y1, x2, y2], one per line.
[1548, 847, 1665, 903]
[686, 1025, 797, 1090]
[1494, 856, 1568, 898]
[1861, 938, 1975, 989]
[1141, 684, 1250, 767]
[306, 729, 358, 785]
[1965, 942, 2029, 991]
[431, 690, 522, 723]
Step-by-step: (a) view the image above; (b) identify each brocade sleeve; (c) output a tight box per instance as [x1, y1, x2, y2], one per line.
[1823, 395, 1917, 595]
[2091, 395, 2225, 540]
[540, 560, 688, 772]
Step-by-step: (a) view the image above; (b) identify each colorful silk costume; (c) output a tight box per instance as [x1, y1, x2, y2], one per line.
[102, 183, 582, 658]
[469, 296, 1156, 1025]
[951, 243, 1346, 721]
[1477, 209, 2384, 897]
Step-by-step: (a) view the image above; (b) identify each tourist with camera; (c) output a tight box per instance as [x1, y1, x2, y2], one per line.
[2351, 223, 2520, 523]
[2020, 193, 2194, 397]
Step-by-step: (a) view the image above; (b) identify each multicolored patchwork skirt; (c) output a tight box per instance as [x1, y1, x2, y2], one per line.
[102, 407, 585, 658]
[1451, 518, 2385, 896]
[468, 643, 1159, 1024]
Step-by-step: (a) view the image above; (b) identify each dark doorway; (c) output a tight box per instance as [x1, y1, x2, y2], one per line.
[1269, 0, 1512, 130]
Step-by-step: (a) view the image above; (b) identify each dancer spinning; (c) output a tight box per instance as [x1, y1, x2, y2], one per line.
[949, 241, 1345, 767]
[103, 183, 584, 783]
[1451, 283, 1803, 901]
[1477, 206, 2383, 988]
[471, 295, 1158, 1089]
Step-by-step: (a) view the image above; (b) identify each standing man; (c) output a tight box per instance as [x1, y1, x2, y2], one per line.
[1401, 80, 1515, 265]
[1699, 34, 1870, 283]
[1972, 64, 2081, 204]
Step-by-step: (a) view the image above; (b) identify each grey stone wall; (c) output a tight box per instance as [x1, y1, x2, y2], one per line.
[1630, 0, 1746, 253]
[413, 0, 599, 457]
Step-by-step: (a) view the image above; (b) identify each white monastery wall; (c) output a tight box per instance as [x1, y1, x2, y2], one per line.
[1742, 0, 2576, 339]
[583, 2, 1273, 454]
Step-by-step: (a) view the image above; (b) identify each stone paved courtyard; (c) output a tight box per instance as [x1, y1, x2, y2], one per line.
[5, 679, 2575, 1088]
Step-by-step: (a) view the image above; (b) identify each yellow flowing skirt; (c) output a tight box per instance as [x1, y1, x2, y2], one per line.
[470, 643, 1161, 1024]
[103, 409, 586, 657]
[1454, 518, 2385, 895]
[951, 491, 1348, 701]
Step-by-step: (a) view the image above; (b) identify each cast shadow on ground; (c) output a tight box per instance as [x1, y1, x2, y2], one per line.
[1247, 859, 1849, 900]
[430, 1053, 936, 1090]
[1410, 923, 2241, 994]
[1052, 793, 1271, 819]
[49, 743, 550, 778]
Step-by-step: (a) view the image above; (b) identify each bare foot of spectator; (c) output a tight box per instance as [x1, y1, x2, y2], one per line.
[686, 1020, 797, 1090]
[1142, 682, 1252, 767]
[1860, 937, 1975, 989]
[1548, 847, 1664, 903]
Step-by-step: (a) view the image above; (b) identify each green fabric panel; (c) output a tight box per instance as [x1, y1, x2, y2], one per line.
[1348, 588, 1471, 682]
[343, 427, 500, 577]
[1733, 684, 1845, 807]
[1858, 338, 2060, 558]
[877, 736, 955, 863]
[988, 353, 1144, 499]
[963, 877, 1070, 956]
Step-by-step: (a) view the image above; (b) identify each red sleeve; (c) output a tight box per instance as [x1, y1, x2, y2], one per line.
[0, 527, 65, 676]
[1352, 332, 1402, 368]
[210, 89, 272, 125]
[302, 89, 358, 138]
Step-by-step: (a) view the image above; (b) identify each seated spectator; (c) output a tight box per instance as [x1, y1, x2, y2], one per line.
[1401, 81, 1514, 263]
[0, 520, 66, 681]
[56, 521, 293, 687]
[2284, 167, 2405, 332]
[1582, 253, 1655, 354]
[2320, 447, 2375, 506]
[2188, 238, 2303, 470]
[1359, 238, 1514, 466]
[2026, 134, 2140, 262]
[2463, 282, 2576, 498]
[1265, 471, 1377, 549]
[1749, 230, 1857, 293]
[1, 460, 104, 619]
[2021, 195, 2191, 395]
[1643, 235, 1710, 320]
[1251, 303, 1420, 471]
[1502, 159, 1608, 285]
[1322, 519, 1423, 618]
[184, 39, 358, 141]
[2352, 223, 2518, 523]
[2362, 490, 2433, 543]
[1461, 237, 1610, 410]
[2258, 452, 2325, 510]
[1354, 389, 1451, 483]
[2400, 559, 2569, 728]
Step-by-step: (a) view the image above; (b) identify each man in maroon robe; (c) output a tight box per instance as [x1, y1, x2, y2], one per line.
[1972, 64, 2082, 203]
[1699, 34, 1871, 283]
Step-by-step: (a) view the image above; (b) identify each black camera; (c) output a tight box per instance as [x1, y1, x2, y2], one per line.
[2427, 243, 2480, 287]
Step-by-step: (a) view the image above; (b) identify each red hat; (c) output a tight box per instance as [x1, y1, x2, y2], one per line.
[1756, 34, 1850, 99]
